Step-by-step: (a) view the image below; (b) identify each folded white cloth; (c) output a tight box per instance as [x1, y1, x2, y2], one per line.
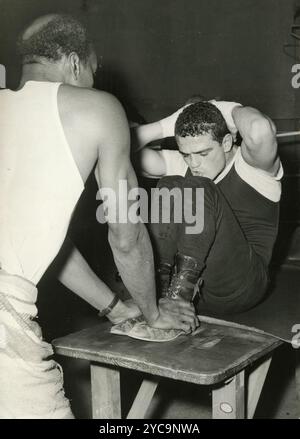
[111, 316, 184, 342]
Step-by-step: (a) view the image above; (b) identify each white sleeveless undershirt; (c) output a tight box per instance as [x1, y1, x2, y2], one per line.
[0, 81, 84, 284]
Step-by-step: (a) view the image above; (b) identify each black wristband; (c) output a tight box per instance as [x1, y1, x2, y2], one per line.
[98, 295, 120, 317]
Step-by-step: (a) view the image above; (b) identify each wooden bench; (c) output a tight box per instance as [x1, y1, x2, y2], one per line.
[53, 319, 282, 419]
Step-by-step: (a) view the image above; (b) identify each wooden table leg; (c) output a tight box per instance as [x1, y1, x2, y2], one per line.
[247, 356, 272, 419]
[127, 377, 160, 419]
[90, 363, 121, 419]
[212, 370, 245, 419]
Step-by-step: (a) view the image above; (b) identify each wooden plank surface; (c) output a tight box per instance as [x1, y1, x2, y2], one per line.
[91, 364, 121, 419]
[200, 266, 300, 343]
[53, 321, 281, 385]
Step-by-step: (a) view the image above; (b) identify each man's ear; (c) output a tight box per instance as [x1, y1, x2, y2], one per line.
[222, 133, 233, 153]
[68, 52, 81, 80]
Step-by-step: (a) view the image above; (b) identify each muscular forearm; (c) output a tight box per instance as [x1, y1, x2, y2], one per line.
[132, 122, 163, 152]
[57, 241, 131, 321]
[232, 106, 278, 171]
[232, 106, 276, 147]
[108, 222, 158, 324]
[58, 244, 113, 309]
[132, 105, 187, 153]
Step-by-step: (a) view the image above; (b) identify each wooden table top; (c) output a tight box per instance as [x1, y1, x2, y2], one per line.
[53, 320, 282, 385]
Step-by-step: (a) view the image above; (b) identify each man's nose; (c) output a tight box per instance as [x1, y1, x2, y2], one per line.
[190, 154, 200, 168]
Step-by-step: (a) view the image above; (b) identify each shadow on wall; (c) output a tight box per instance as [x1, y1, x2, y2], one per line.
[94, 65, 146, 124]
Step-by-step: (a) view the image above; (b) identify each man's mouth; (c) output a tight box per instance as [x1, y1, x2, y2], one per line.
[191, 169, 203, 176]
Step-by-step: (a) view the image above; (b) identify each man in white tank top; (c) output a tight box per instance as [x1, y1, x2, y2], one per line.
[0, 14, 197, 418]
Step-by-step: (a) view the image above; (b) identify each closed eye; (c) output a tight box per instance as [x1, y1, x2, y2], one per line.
[180, 152, 208, 158]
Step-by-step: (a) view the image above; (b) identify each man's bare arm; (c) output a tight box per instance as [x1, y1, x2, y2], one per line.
[134, 148, 167, 178]
[56, 239, 141, 323]
[232, 106, 279, 173]
[132, 106, 185, 152]
[132, 122, 164, 152]
[132, 107, 188, 176]
[94, 95, 157, 323]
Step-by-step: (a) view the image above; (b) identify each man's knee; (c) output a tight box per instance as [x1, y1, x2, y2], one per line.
[183, 175, 216, 191]
[182, 175, 220, 209]
[157, 175, 185, 190]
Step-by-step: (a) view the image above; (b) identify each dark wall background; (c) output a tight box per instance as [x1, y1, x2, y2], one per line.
[0, 0, 297, 119]
[1, 0, 300, 417]
[1, 0, 300, 220]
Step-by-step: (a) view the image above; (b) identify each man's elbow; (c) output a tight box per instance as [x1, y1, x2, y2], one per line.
[247, 117, 276, 147]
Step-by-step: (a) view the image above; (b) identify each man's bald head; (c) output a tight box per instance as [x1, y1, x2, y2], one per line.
[18, 14, 93, 65]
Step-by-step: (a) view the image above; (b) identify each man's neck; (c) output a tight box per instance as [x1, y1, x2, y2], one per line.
[18, 63, 64, 89]
[212, 145, 238, 183]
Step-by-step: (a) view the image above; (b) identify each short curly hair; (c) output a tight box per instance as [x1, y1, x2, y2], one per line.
[175, 101, 229, 143]
[18, 14, 93, 64]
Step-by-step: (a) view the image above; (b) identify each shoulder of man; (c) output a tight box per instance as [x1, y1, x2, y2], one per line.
[57, 85, 126, 133]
